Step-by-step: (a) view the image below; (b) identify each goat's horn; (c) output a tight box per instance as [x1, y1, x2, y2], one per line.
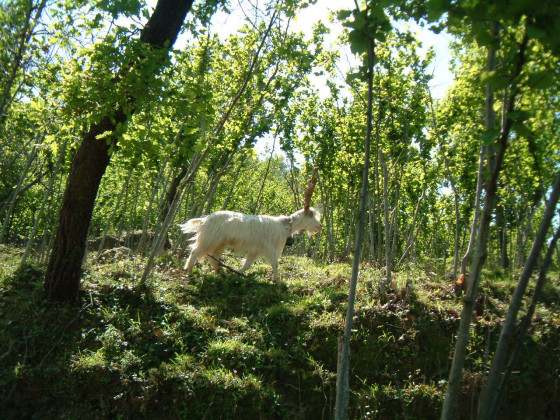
[303, 167, 318, 212]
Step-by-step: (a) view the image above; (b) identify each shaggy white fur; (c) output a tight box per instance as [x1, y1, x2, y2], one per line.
[180, 208, 322, 282]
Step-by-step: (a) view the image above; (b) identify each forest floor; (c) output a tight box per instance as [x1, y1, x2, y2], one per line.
[0, 245, 559, 419]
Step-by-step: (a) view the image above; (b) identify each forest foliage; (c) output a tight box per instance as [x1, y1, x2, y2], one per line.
[1, 0, 559, 418]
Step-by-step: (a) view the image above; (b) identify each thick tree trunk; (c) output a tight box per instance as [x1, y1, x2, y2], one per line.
[44, 0, 194, 302]
[45, 112, 125, 300]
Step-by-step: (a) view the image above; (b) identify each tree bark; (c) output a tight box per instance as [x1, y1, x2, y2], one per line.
[428, 89, 460, 277]
[461, 146, 484, 275]
[396, 184, 426, 268]
[0, 0, 47, 131]
[0, 137, 40, 243]
[441, 20, 499, 420]
[497, 206, 510, 269]
[44, 0, 194, 302]
[478, 171, 560, 419]
[441, 26, 528, 419]
[96, 167, 134, 255]
[334, 33, 375, 420]
[380, 150, 392, 283]
[20, 138, 68, 267]
[158, 165, 188, 226]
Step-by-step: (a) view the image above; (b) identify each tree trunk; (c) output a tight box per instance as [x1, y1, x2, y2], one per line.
[158, 165, 187, 224]
[96, 167, 133, 255]
[0, 0, 47, 132]
[44, 0, 194, 302]
[141, 148, 208, 283]
[441, 26, 528, 419]
[390, 179, 400, 269]
[221, 156, 245, 210]
[396, 184, 426, 268]
[380, 150, 392, 283]
[138, 161, 168, 252]
[335, 33, 375, 420]
[428, 90, 460, 278]
[0, 134, 42, 243]
[441, 21, 500, 419]
[253, 136, 276, 214]
[367, 194, 375, 263]
[478, 171, 560, 419]
[203, 151, 235, 214]
[20, 138, 68, 267]
[461, 145, 484, 275]
[497, 206, 509, 269]
[495, 224, 560, 405]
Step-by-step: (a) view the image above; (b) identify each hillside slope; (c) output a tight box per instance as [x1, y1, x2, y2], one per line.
[1, 247, 559, 418]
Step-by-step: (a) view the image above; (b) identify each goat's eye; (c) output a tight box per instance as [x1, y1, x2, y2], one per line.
[308, 210, 314, 217]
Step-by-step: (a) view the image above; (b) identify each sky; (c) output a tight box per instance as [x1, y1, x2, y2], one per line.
[156, 0, 455, 159]
[207, 0, 455, 99]
[202, 0, 456, 158]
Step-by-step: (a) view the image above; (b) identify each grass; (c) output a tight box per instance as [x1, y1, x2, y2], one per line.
[0, 248, 559, 419]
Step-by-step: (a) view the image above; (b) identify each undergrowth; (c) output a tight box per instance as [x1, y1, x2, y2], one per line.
[0, 248, 559, 419]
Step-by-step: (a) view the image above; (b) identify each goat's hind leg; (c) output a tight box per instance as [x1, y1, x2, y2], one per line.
[206, 245, 226, 274]
[184, 248, 200, 274]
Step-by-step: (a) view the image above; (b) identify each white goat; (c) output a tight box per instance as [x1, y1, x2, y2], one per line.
[179, 208, 322, 282]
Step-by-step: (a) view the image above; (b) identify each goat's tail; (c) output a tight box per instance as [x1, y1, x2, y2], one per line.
[179, 217, 205, 235]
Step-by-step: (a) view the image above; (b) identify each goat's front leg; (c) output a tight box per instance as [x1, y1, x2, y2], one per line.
[265, 247, 281, 284]
[239, 254, 256, 274]
[271, 262, 281, 284]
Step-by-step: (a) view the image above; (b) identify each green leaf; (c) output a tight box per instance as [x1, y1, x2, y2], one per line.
[374, 30, 387, 42]
[481, 128, 501, 144]
[506, 110, 530, 122]
[527, 70, 555, 90]
[475, 29, 497, 48]
[348, 29, 368, 55]
[346, 71, 365, 84]
[96, 130, 113, 140]
[426, 0, 445, 22]
[337, 9, 352, 21]
[513, 122, 532, 139]
[480, 70, 510, 91]
[353, 10, 368, 31]
[526, 25, 547, 40]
